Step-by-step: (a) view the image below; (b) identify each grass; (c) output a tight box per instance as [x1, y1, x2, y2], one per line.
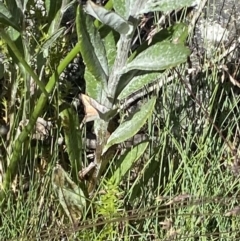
[1, 1, 240, 240]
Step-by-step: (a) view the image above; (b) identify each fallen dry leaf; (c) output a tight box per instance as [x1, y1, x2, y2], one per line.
[225, 206, 240, 216]
[80, 94, 99, 123]
[165, 193, 191, 205]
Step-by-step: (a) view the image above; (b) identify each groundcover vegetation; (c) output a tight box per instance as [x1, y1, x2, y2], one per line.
[0, 0, 240, 240]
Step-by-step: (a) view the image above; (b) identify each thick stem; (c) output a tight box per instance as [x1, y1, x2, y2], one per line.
[107, 12, 141, 99]
[107, 35, 132, 98]
[88, 118, 110, 195]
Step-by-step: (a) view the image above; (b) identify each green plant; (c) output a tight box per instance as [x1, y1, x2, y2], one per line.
[1, 0, 222, 239]
[0, 0, 82, 199]
[76, 0, 193, 195]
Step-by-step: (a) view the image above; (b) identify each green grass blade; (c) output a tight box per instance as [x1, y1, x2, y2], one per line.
[0, 42, 81, 201]
[110, 142, 149, 185]
[59, 105, 82, 183]
[1, 30, 48, 96]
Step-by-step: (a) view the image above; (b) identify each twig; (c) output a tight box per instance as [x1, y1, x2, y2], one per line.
[188, 0, 208, 35]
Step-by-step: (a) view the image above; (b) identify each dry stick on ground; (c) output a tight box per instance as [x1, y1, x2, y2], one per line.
[188, 0, 208, 35]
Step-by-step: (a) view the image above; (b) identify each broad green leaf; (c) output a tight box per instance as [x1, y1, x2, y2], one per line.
[0, 3, 20, 31]
[114, 69, 140, 99]
[85, 0, 134, 36]
[6, 27, 20, 41]
[128, 23, 188, 62]
[77, 5, 108, 98]
[84, 69, 112, 117]
[59, 106, 83, 182]
[102, 97, 156, 154]
[110, 142, 148, 185]
[121, 42, 190, 74]
[118, 72, 163, 100]
[129, 0, 145, 17]
[0, 2, 11, 19]
[85, 68, 104, 100]
[112, 0, 128, 19]
[94, 0, 113, 28]
[86, 16, 109, 76]
[172, 23, 188, 45]
[100, 26, 118, 72]
[139, 0, 196, 14]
